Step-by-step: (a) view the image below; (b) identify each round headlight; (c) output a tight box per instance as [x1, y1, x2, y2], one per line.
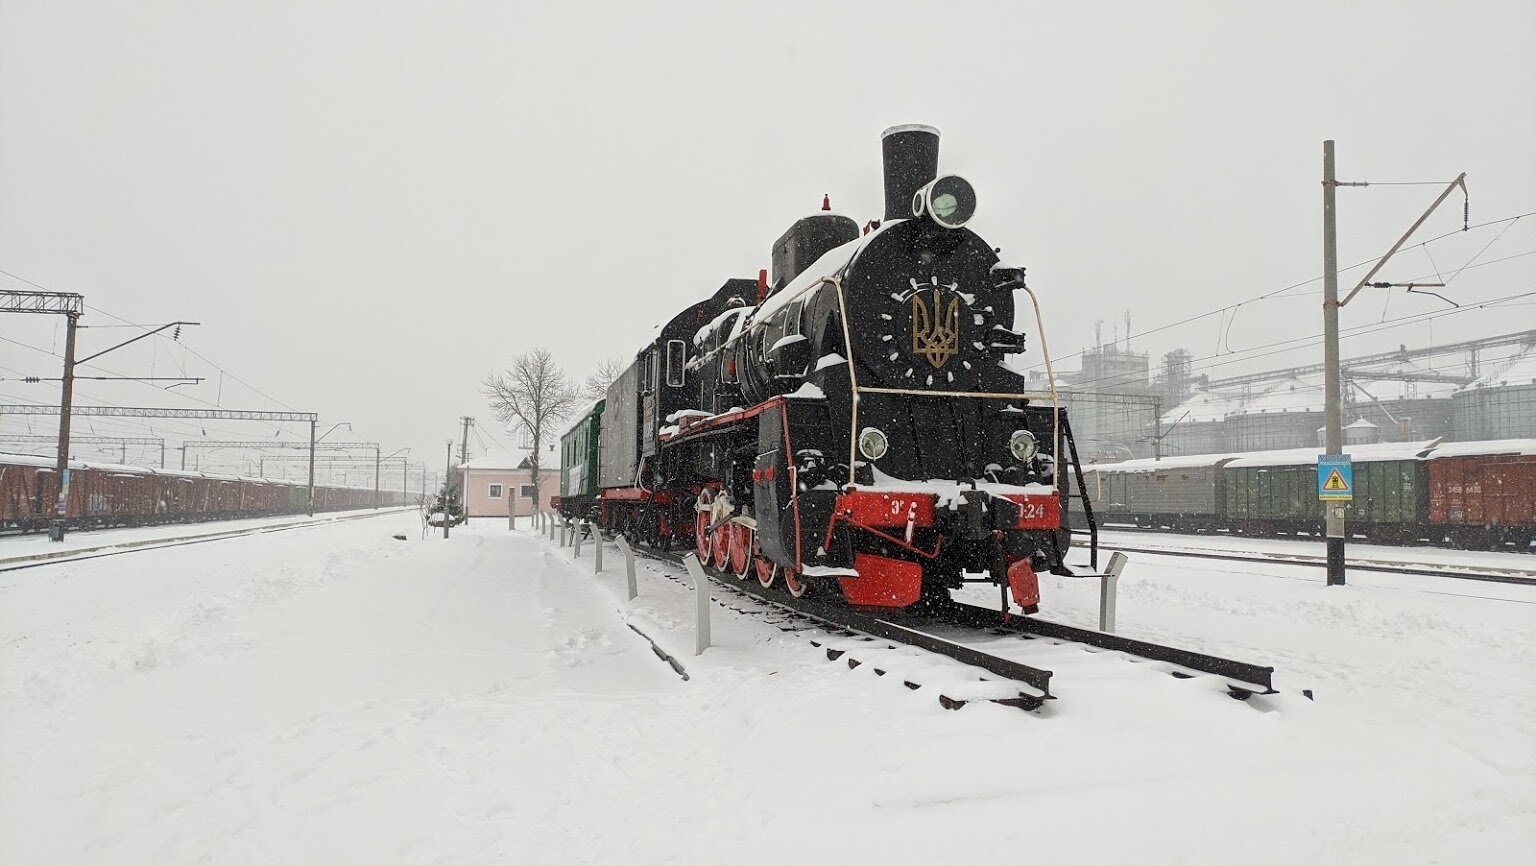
[858, 427, 889, 461]
[1009, 429, 1039, 462]
[912, 175, 977, 229]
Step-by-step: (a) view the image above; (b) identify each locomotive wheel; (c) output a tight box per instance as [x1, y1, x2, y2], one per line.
[756, 557, 776, 588]
[694, 492, 713, 561]
[712, 522, 731, 570]
[729, 525, 753, 577]
[783, 567, 810, 598]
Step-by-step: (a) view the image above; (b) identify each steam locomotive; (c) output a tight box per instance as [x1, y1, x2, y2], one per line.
[556, 125, 1090, 611]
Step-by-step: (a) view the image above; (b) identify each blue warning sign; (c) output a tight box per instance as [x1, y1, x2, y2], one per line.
[1318, 454, 1353, 501]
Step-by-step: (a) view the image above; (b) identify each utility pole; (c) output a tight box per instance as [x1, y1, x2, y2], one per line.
[373, 445, 381, 509]
[1322, 140, 1345, 586]
[49, 311, 80, 541]
[443, 440, 453, 539]
[1320, 140, 1467, 587]
[458, 416, 473, 523]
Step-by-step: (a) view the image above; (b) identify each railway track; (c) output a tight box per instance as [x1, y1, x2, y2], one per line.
[1073, 530, 1536, 587]
[0, 508, 413, 574]
[617, 538, 1279, 712]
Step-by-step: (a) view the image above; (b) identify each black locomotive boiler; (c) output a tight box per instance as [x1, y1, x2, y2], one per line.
[558, 125, 1089, 612]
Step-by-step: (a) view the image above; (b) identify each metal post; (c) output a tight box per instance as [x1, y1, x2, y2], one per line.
[558, 520, 566, 546]
[1322, 140, 1346, 586]
[617, 534, 638, 600]
[1099, 551, 1128, 633]
[684, 553, 711, 655]
[573, 522, 584, 557]
[594, 529, 603, 573]
[374, 446, 380, 509]
[48, 311, 79, 542]
[307, 419, 317, 517]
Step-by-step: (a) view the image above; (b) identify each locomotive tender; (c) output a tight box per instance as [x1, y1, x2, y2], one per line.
[557, 125, 1090, 610]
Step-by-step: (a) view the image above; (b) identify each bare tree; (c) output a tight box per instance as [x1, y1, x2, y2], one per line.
[482, 348, 579, 511]
[582, 355, 627, 401]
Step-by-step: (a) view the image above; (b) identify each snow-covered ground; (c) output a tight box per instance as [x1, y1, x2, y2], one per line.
[1093, 527, 1535, 574]
[2, 513, 1532, 864]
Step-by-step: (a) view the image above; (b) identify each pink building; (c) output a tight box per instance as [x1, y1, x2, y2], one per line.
[459, 448, 560, 519]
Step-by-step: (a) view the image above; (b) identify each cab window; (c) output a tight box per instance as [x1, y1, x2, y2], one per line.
[665, 340, 686, 387]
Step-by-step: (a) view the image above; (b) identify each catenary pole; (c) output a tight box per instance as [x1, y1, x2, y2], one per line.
[1322, 140, 1345, 586]
[48, 311, 80, 541]
[307, 418, 317, 516]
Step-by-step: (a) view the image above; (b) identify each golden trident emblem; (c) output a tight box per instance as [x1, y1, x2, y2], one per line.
[911, 287, 961, 368]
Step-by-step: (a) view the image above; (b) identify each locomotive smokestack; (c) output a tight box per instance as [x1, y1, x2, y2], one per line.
[881, 124, 940, 221]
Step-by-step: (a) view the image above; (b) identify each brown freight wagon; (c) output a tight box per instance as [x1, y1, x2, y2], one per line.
[1427, 440, 1536, 550]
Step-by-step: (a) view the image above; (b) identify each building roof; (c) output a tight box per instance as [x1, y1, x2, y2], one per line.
[1160, 388, 1246, 425]
[459, 448, 534, 471]
[1227, 376, 1328, 416]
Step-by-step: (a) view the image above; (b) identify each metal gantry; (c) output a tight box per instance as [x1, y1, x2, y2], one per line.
[0, 434, 166, 467]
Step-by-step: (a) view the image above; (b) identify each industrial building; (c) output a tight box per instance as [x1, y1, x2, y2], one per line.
[1053, 329, 1534, 461]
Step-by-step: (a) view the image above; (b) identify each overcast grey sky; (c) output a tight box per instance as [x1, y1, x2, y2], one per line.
[3, 1, 1533, 475]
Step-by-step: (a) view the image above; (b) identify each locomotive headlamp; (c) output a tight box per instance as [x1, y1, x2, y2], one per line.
[858, 426, 889, 462]
[1009, 429, 1039, 462]
[911, 175, 977, 229]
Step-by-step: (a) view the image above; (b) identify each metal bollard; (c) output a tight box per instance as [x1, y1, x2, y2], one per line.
[683, 553, 711, 655]
[615, 534, 638, 600]
[558, 521, 567, 547]
[1099, 551, 1129, 633]
[594, 530, 604, 574]
[573, 523, 584, 558]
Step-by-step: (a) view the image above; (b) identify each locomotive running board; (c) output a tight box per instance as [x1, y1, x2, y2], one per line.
[943, 601, 1276, 696]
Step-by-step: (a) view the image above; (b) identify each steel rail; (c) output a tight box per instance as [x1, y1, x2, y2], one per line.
[640, 546, 1053, 708]
[624, 539, 1284, 708]
[936, 601, 1275, 696]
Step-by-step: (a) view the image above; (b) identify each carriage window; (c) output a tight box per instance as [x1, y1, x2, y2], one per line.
[647, 348, 659, 393]
[665, 340, 686, 387]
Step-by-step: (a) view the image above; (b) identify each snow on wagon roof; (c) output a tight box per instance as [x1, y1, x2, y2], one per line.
[1224, 440, 1440, 468]
[1425, 438, 1536, 458]
[1084, 453, 1244, 473]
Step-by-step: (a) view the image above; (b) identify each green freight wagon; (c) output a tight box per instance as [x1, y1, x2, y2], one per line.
[555, 399, 605, 520]
[1220, 442, 1431, 543]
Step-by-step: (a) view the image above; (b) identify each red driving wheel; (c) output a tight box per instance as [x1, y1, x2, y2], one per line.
[712, 521, 731, 570]
[729, 525, 753, 577]
[784, 567, 810, 597]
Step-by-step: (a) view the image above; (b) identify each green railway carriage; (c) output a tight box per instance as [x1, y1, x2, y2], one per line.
[555, 399, 604, 518]
[1221, 445, 1429, 542]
